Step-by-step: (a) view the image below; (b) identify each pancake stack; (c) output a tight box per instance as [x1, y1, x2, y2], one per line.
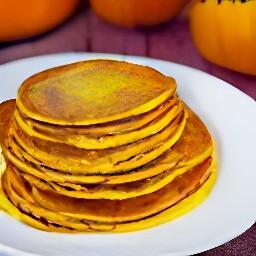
[0, 60, 216, 232]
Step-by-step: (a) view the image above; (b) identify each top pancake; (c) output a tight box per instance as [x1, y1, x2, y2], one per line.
[17, 60, 177, 125]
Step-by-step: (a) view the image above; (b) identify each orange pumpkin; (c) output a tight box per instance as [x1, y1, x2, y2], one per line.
[89, 0, 190, 27]
[189, 0, 256, 75]
[0, 0, 81, 42]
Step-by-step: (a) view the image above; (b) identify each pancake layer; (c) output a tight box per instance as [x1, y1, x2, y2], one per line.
[17, 60, 177, 125]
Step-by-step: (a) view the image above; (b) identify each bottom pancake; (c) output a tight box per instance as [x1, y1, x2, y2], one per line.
[0, 157, 216, 232]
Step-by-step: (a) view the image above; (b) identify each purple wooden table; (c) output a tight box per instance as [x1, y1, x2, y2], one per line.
[0, 5, 255, 256]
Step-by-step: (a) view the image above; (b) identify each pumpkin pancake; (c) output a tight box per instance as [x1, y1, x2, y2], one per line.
[12, 107, 213, 200]
[0, 100, 15, 144]
[14, 99, 184, 149]
[0, 59, 217, 233]
[19, 156, 211, 200]
[2, 167, 102, 231]
[0, 164, 216, 233]
[8, 112, 186, 174]
[19, 95, 179, 137]
[1, 103, 212, 188]
[31, 158, 213, 223]
[1, 157, 214, 232]
[17, 60, 177, 125]
[0, 100, 15, 180]
[0, 174, 67, 233]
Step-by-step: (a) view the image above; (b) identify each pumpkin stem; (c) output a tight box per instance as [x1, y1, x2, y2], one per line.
[201, 0, 249, 3]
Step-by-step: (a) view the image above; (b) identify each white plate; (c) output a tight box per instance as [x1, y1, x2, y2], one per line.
[0, 53, 255, 256]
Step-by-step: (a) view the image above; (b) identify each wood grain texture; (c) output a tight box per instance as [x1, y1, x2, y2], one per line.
[0, 7, 255, 100]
